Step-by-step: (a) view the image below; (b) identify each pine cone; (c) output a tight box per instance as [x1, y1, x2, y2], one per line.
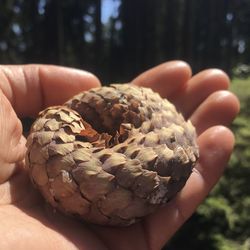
[25, 84, 199, 226]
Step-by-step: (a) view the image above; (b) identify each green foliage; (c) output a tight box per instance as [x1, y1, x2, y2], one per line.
[233, 64, 250, 79]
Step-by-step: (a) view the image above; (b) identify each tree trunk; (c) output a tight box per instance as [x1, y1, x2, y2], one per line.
[94, 0, 102, 69]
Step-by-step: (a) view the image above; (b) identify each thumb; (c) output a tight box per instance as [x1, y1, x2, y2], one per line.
[0, 90, 26, 184]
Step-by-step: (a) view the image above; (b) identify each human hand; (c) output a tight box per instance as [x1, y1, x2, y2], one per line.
[0, 62, 239, 250]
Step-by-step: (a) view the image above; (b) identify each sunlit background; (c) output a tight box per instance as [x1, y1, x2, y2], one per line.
[0, 1, 250, 249]
[0, 0, 249, 82]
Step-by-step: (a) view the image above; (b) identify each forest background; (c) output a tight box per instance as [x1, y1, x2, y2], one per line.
[0, 1, 250, 249]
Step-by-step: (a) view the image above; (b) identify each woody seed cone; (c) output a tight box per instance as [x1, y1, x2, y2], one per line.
[25, 84, 199, 226]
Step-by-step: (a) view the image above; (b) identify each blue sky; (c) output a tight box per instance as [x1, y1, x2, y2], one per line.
[101, 0, 120, 24]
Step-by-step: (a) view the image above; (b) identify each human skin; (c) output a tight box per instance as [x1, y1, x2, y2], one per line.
[0, 61, 239, 250]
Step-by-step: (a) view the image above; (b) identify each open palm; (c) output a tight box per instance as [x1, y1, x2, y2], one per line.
[0, 62, 239, 250]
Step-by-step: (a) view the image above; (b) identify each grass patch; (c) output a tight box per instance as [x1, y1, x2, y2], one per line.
[230, 77, 250, 102]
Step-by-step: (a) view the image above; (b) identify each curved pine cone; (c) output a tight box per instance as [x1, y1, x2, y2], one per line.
[25, 84, 199, 226]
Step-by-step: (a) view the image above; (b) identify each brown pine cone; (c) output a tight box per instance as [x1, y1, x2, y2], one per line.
[25, 84, 199, 226]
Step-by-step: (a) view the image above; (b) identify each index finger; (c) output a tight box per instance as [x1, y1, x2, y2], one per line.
[0, 64, 101, 117]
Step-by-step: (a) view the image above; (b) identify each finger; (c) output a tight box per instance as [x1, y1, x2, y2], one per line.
[173, 69, 230, 118]
[0, 65, 101, 117]
[191, 91, 240, 135]
[145, 126, 234, 250]
[0, 90, 26, 184]
[91, 223, 148, 250]
[131, 61, 192, 99]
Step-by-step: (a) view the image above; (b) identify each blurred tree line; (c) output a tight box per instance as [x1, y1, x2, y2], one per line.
[1, 1, 250, 249]
[0, 0, 250, 82]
